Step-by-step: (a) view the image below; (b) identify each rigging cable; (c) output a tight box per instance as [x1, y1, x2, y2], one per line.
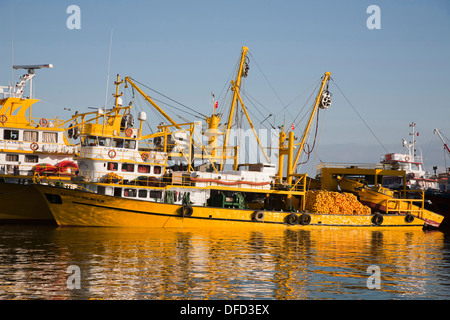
[247, 50, 294, 129]
[331, 77, 389, 154]
[275, 77, 321, 122]
[306, 108, 328, 189]
[248, 51, 286, 110]
[130, 88, 155, 135]
[440, 131, 450, 167]
[242, 90, 274, 121]
[129, 77, 207, 118]
[130, 82, 203, 121]
[288, 80, 321, 133]
[217, 54, 240, 107]
[297, 106, 321, 166]
[441, 130, 450, 145]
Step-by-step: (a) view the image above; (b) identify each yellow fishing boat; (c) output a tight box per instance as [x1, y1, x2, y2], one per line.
[0, 65, 78, 223]
[34, 47, 443, 228]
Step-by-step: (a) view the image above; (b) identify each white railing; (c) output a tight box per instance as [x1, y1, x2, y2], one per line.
[0, 140, 78, 154]
[316, 162, 390, 171]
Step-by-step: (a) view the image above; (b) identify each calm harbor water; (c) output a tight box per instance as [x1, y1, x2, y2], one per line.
[1, 224, 450, 300]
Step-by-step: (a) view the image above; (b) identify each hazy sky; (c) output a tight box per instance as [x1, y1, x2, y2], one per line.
[2, 0, 450, 176]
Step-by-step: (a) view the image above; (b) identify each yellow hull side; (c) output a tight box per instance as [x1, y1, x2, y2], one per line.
[37, 185, 425, 228]
[359, 189, 444, 228]
[0, 182, 55, 223]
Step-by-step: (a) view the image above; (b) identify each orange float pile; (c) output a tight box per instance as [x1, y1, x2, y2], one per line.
[305, 190, 372, 215]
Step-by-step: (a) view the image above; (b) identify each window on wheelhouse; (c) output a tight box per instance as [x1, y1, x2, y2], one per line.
[107, 162, 118, 171]
[124, 139, 136, 149]
[82, 136, 98, 146]
[6, 154, 19, 162]
[113, 138, 124, 148]
[150, 190, 162, 199]
[121, 163, 134, 172]
[25, 155, 39, 163]
[23, 131, 38, 142]
[138, 165, 150, 173]
[97, 186, 106, 195]
[42, 132, 58, 143]
[124, 188, 137, 197]
[114, 187, 122, 197]
[3, 130, 19, 140]
[154, 166, 161, 174]
[138, 189, 147, 198]
[98, 137, 112, 147]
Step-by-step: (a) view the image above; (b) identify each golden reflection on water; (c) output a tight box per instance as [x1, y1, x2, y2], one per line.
[0, 226, 449, 299]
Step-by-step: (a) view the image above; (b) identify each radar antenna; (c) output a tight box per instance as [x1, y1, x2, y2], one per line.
[12, 64, 53, 98]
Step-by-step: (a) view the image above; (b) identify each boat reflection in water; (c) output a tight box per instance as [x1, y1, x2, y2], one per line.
[1, 226, 449, 300]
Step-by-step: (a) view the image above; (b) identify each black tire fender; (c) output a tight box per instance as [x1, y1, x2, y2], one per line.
[299, 213, 312, 225]
[252, 210, 265, 222]
[371, 213, 384, 226]
[181, 205, 193, 217]
[286, 213, 298, 225]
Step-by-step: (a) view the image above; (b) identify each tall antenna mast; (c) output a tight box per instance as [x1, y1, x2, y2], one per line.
[104, 29, 113, 109]
[409, 122, 417, 159]
[10, 0, 14, 94]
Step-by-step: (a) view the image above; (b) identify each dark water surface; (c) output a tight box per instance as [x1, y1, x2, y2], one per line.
[1, 225, 449, 300]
